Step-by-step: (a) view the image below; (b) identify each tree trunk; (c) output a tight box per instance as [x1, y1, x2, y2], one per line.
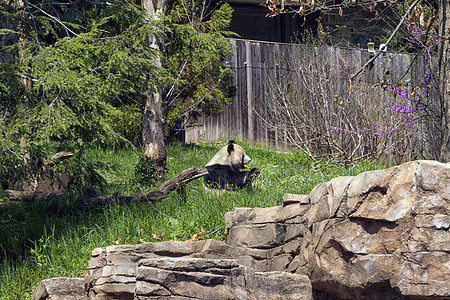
[439, 0, 450, 162]
[142, 89, 166, 181]
[141, 0, 169, 181]
[14, 0, 33, 91]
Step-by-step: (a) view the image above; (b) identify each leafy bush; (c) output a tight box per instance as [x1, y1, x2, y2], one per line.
[133, 155, 159, 187]
[104, 104, 142, 145]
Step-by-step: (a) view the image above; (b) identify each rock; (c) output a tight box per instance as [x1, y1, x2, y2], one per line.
[246, 271, 311, 300]
[85, 239, 280, 299]
[282, 193, 309, 205]
[136, 258, 245, 299]
[31, 277, 88, 300]
[6, 171, 70, 201]
[85, 241, 313, 299]
[135, 258, 312, 300]
[32, 160, 449, 300]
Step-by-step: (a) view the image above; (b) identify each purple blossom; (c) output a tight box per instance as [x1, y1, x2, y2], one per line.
[387, 103, 414, 114]
[341, 21, 439, 140]
[330, 123, 396, 136]
[374, 122, 395, 136]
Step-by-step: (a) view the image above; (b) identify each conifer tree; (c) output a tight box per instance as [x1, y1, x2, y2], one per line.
[0, 0, 235, 189]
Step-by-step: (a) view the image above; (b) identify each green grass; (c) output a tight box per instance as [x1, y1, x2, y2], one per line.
[0, 140, 386, 299]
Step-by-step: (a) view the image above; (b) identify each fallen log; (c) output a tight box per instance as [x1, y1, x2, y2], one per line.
[141, 167, 208, 201]
[5, 189, 63, 201]
[5, 168, 209, 204]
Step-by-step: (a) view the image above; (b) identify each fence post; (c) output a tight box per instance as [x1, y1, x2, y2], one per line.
[246, 40, 254, 143]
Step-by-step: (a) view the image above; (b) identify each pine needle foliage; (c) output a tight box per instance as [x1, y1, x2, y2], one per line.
[163, 0, 237, 126]
[0, 0, 162, 190]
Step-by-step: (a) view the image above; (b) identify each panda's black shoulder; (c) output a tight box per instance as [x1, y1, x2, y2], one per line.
[205, 164, 239, 177]
[204, 164, 243, 188]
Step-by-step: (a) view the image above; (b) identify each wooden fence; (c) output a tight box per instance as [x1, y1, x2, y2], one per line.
[185, 38, 441, 162]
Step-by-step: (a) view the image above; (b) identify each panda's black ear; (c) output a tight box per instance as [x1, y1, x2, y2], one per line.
[227, 142, 234, 154]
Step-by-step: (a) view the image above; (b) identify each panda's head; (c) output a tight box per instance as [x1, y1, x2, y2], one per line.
[227, 140, 251, 170]
[205, 140, 251, 170]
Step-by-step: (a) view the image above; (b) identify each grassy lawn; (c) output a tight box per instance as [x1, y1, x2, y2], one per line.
[0, 140, 385, 299]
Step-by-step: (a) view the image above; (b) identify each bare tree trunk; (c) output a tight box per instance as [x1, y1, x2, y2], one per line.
[141, 0, 169, 181]
[439, 0, 450, 162]
[142, 89, 166, 181]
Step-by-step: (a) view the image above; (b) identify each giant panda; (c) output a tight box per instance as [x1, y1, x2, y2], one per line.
[204, 140, 260, 189]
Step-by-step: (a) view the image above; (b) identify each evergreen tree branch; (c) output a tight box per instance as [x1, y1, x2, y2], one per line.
[24, 1, 79, 36]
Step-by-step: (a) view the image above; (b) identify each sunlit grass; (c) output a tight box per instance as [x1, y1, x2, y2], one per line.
[0, 140, 386, 299]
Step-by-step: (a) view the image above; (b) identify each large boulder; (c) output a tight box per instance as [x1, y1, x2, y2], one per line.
[226, 160, 450, 299]
[6, 151, 73, 201]
[32, 160, 449, 299]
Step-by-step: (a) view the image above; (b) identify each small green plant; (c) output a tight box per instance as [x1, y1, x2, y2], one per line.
[30, 231, 53, 269]
[133, 155, 159, 187]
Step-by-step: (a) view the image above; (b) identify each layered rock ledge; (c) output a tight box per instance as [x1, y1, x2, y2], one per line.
[32, 160, 449, 300]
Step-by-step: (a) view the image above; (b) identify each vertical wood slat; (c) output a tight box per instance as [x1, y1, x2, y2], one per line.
[273, 43, 281, 150]
[234, 39, 243, 141]
[238, 40, 248, 141]
[260, 42, 268, 144]
[252, 41, 263, 147]
[246, 40, 254, 143]
[225, 40, 236, 139]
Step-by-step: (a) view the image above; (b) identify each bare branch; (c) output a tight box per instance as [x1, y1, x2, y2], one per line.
[350, 0, 421, 81]
[24, 1, 79, 36]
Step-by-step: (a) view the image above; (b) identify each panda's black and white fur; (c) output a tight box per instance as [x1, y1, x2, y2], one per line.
[204, 140, 260, 188]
